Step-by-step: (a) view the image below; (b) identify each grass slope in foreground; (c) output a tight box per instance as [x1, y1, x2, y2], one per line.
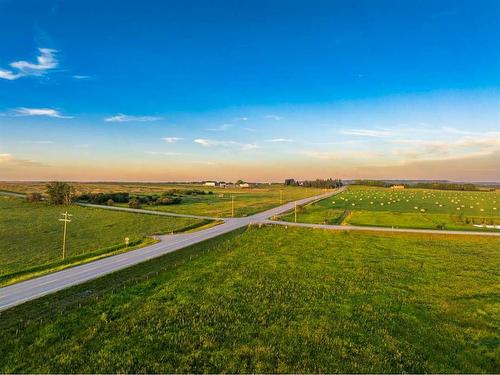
[1, 226, 498, 373]
[279, 185, 500, 231]
[0, 196, 204, 284]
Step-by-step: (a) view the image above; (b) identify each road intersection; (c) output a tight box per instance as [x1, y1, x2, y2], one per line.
[1, 186, 498, 312]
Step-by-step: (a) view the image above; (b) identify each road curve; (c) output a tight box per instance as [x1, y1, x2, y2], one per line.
[0, 189, 339, 311]
[3, 186, 498, 311]
[76, 202, 217, 221]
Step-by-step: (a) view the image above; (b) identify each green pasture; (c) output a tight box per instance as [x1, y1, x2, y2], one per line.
[117, 185, 325, 218]
[0, 226, 498, 373]
[0, 196, 204, 284]
[280, 185, 500, 231]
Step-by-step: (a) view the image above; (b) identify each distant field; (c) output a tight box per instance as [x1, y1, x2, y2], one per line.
[0, 182, 325, 218]
[1, 226, 498, 373]
[120, 186, 325, 217]
[280, 185, 500, 231]
[0, 196, 204, 284]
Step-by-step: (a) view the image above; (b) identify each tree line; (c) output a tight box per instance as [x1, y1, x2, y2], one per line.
[27, 182, 217, 208]
[284, 178, 344, 188]
[352, 179, 480, 191]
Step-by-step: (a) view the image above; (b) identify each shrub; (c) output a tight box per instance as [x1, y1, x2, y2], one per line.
[159, 197, 182, 205]
[106, 199, 114, 206]
[26, 192, 43, 202]
[128, 199, 142, 209]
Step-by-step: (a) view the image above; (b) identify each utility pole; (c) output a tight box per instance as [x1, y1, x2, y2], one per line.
[59, 211, 72, 260]
[294, 202, 297, 223]
[231, 195, 235, 217]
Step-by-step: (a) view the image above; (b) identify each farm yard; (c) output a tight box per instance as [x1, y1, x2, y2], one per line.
[0, 195, 206, 286]
[279, 185, 500, 231]
[0, 226, 498, 373]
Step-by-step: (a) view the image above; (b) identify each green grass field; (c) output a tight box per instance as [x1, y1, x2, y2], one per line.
[122, 186, 325, 217]
[280, 185, 500, 231]
[0, 181, 325, 218]
[1, 226, 498, 373]
[0, 196, 204, 284]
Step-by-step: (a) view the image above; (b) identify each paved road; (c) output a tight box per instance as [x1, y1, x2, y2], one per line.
[76, 202, 217, 221]
[2, 185, 499, 311]
[265, 219, 500, 237]
[0, 190, 339, 311]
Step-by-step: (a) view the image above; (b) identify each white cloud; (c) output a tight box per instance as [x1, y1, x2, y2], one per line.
[341, 129, 395, 137]
[21, 140, 54, 144]
[144, 151, 181, 156]
[0, 48, 58, 80]
[0, 153, 45, 167]
[104, 113, 162, 122]
[234, 117, 248, 121]
[0, 153, 13, 163]
[194, 138, 259, 150]
[161, 137, 183, 143]
[206, 123, 232, 131]
[13, 107, 73, 118]
[264, 114, 283, 120]
[303, 150, 384, 160]
[264, 138, 294, 143]
[72, 75, 90, 80]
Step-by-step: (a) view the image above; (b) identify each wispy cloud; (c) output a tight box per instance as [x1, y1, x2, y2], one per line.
[392, 133, 500, 161]
[264, 138, 294, 143]
[13, 107, 73, 118]
[206, 123, 232, 131]
[264, 114, 283, 121]
[161, 137, 183, 143]
[144, 151, 181, 156]
[104, 113, 162, 122]
[234, 117, 248, 121]
[72, 75, 91, 80]
[0, 48, 58, 80]
[0, 153, 45, 167]
[194, 138, 259, 150]
[0, 154, 12, 163]
[341, 129, 395, 137]
[21, 140, 54, 144]
[303, 150, 384, 161]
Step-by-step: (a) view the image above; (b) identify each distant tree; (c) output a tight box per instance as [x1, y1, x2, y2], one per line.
[301, 178, 343, 188]
[46, 182, 74, 205]
[236, 179, 245, 185]
[284, 179, 297, 186]
[353, 180, 389, 187]
[26, 192, 42, 202]
[128, 198, 141, 209]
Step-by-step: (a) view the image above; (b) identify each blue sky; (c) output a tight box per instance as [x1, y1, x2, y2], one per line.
[0, 0, 499, 181]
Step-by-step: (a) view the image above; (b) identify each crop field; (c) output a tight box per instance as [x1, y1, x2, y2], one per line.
[280, 185, 500, 231]
[0, 182, 324, 218]
[0, 196, 204, 285]
[0, 226, 498, 373]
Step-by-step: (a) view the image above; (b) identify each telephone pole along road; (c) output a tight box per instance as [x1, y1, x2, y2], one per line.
[1, 186, 498, 312]
[0, 189, 339, 312]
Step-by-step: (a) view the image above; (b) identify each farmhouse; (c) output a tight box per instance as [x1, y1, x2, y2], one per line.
[238, 183, 251, 188]
[204, 181, 217, 187]
[391, 185, 405, 189]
